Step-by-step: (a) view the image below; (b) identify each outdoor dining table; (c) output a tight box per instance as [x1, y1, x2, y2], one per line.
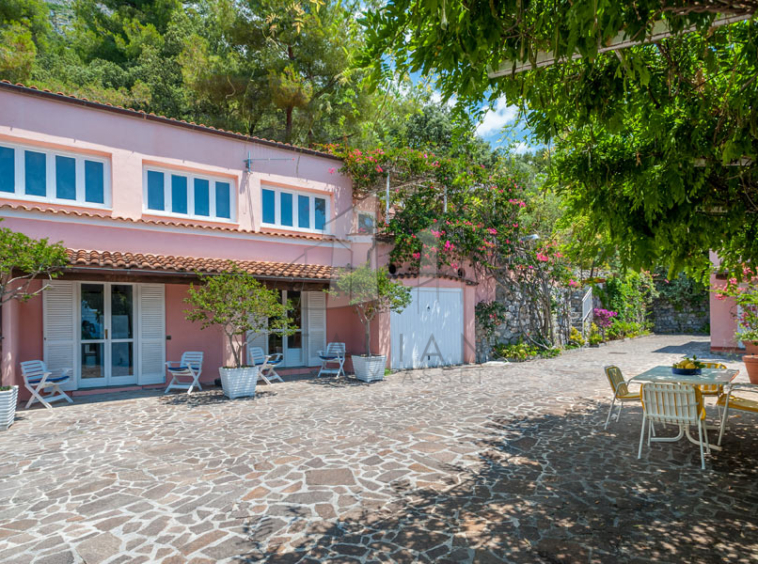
[629, 365, 739, 451]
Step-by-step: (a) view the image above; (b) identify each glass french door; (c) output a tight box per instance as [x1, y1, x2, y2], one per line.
[267, 290, 303, 367]
[79, 283, 136, 387]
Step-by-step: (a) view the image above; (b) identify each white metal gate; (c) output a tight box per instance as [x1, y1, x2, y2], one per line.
[390, 288, 463, 370]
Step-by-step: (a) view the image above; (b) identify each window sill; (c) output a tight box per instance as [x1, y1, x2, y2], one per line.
[142, 211, 237, 227]
[0, 195, 112, 214]
[260, 223, 329, 236]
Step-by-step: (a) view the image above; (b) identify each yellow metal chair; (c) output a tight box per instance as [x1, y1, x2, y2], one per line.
[698, 362, 727, 397]
[717, 383, 758, 445]
[604, 365, 641, 429]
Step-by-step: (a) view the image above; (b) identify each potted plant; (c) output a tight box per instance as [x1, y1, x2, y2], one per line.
[715, 273, 758, 383]
[0, 221, 68, 429]
[328, 263, 411, 382]
[185, 265, 295, 398]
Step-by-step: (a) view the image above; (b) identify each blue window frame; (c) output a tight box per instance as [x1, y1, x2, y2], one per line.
[262, 188, 276, 224]
[25, 151, 47, 197]
[55, 155, 76, 200]
[194, 178, 210, 216]
[215, 182, 231, 219]
[298, 195, 310, 229]
[280, 192, 293, 227]
[84, 161, 104, 204]
[315, 197, 326, 231]
[171, 175, 188, 214]
[147, 170, 165, 211]
[0, 146, 14, 193]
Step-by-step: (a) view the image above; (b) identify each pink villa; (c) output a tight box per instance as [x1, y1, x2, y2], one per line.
[0, 81, 487, 401]
[709, 252, 743, 352]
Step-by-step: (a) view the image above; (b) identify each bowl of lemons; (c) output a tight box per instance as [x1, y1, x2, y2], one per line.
[672, 356, 703, 375]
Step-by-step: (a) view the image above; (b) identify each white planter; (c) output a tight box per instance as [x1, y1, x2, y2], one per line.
[219, 367, 259, 399]
[0, 386, 18, 431]
[352, 355, 386, 382]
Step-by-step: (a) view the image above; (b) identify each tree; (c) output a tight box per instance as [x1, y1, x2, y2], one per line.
[0, 221, 68, 306]
[0, 0, 51, 82]
[361, 2, 758, 278]
[184, 265, 295, 368]
[328, 263, 411, 357]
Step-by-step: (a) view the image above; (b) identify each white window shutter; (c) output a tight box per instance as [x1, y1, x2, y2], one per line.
[138, 284, 165, 385]
[43, 280, 77, 391]
[305, 291, 326, 366]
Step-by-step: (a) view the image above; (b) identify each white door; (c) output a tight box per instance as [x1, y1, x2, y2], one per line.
[45, 281, 164, 389]
[391, 288, 463, 370]
[79, 283, 137, 387]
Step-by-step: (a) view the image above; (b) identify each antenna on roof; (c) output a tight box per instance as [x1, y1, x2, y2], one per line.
[244, 151, 296, 173]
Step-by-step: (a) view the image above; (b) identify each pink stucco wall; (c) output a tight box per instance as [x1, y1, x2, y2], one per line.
[709, 252, 740, 351]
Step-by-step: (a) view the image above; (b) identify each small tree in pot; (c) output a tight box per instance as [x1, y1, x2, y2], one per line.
[0, 222, 68, 429]
[185, 265, 295, 398]
[328, 263, 411, 381]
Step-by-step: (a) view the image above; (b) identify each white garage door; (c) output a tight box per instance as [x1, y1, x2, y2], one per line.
[391, 288, 463, 370]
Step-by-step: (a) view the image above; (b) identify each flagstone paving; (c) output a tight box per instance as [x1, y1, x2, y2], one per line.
[1, 335, 757, 563]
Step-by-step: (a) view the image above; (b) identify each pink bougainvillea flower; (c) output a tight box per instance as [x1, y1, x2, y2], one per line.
[488, 228, 498, 235]
[536, 253, 549, 262]
[328, 167, 336, 174]
[412, 252, 421, 260]
[376, 165, 384, 173]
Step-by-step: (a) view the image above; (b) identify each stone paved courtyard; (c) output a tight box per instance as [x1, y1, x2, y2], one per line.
[1, 335, 757, 564]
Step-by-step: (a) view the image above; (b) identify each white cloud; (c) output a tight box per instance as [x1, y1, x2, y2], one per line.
[475, 97, 518, 137]
[512, 142, 531, 154]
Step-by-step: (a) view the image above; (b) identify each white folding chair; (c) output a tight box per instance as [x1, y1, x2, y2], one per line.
[164, 352, 204, 395]
[20, 360, 73, 410]
[638, 382, 709, 470]
[317, 343, 346, 378]
[246, 346, 284, 385]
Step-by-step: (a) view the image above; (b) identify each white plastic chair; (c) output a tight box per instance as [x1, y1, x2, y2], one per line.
[20, 360, 73, 410]
[164, 352, 204, 395]
[638, 382, 709, 470]
[317, 343, 346, 378]
[247, 346, 284, 384]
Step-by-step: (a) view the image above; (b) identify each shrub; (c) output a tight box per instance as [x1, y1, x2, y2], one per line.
[493, 341, 560, 361]
[568, 326, 585, 347]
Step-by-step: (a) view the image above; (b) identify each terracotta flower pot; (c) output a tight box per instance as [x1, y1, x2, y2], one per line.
[743, 355, 758, 385]
[744, 341, 758, 355]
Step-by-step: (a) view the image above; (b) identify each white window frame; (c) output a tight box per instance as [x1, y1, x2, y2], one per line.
[0, 140, 111, 209]
[142, 165, 237, 223]
[261, 184, 330, 234]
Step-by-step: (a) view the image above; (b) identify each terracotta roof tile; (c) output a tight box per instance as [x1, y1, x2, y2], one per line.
[0, 81, 341, 161]
[67, 249, 334, 280]
[0, 201, 345, 243]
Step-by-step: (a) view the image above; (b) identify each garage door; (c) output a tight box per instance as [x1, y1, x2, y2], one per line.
[390, 288, 463, 370]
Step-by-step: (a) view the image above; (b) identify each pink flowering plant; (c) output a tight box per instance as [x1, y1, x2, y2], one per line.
[713, 268, 758, 343]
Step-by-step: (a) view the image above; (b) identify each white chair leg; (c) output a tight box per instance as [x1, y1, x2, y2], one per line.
[647, 420, 653, 447]
[718, 403, 729, 446]
[258, 372, 272, 385]
[604, 396, 616, 429]
[52, 384, 73, 403]
[638, 413, 647, 459]
[616, 401, 624, 423]
[697, 422, 706, 470]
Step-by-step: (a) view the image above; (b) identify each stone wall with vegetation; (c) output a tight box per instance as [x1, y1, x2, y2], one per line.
[648, 298, 709, 334]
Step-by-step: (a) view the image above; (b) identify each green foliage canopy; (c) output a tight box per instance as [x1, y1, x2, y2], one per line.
[361, 2, 758, 278]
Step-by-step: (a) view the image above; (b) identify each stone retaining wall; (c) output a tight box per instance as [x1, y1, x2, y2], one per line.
[648, 298, 709, 334]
